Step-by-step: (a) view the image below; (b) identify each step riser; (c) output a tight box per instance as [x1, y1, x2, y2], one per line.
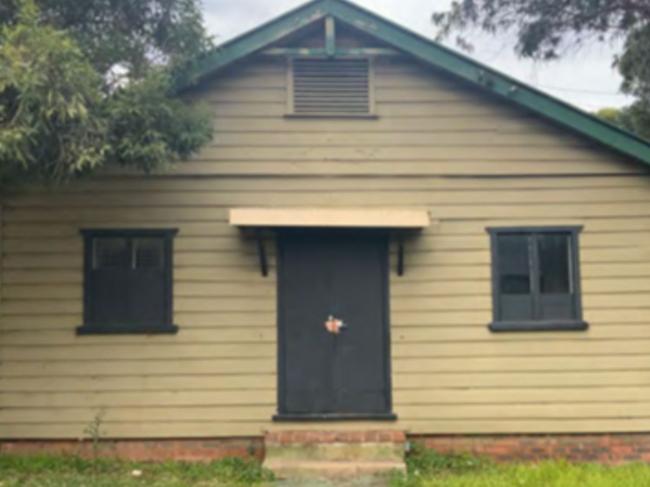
[266, 442, 404, 462]
[264, 460, 406, 478]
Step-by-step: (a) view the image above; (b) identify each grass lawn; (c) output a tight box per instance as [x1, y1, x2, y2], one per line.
[0, 455, 274, 486]
[392, 445, 650, 487]
[3, 449, 650, 486]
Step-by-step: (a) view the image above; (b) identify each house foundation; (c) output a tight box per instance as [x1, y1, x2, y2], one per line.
[3, 433, 650, 464]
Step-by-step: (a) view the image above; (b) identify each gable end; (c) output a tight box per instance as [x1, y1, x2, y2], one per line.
[176, 0, 650, 170]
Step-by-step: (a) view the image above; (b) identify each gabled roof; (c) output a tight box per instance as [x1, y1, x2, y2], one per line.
[176, 0, 650, 168]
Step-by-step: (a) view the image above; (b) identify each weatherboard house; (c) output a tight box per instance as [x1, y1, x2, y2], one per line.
[1, 0, 650, 469]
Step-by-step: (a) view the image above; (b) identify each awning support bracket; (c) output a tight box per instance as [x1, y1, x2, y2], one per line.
[397, 239, 405, 277]
[255, 231, 268, 277]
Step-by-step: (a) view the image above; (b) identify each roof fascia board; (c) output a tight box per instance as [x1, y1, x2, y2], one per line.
[325, 0, 650, 167]
[175, 0, 328, 90]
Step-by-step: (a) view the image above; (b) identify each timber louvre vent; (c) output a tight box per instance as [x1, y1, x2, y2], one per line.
[290, 58, 372, 116]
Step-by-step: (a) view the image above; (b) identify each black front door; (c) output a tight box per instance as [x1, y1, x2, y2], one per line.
[277, 230, 393, 419]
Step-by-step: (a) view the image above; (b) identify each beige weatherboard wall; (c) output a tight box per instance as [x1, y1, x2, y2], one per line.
[1, 11, 650, 441]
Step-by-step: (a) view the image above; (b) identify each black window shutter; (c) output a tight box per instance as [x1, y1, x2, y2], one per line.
[79, 229, 178, 335]
[488, 226, 587, 332]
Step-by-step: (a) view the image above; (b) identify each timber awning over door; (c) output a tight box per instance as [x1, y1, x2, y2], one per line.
[229, 208, 432, 277]
[229, 208, 431, 229]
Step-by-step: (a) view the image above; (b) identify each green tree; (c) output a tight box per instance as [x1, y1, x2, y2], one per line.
[0, 0, 213, 186]
[1, 0, 212, 79]
[596, 106, 650, 141]
[433, 0, 650, 140]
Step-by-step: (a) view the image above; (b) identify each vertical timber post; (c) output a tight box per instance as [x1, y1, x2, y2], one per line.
[325, 16, 336, 57]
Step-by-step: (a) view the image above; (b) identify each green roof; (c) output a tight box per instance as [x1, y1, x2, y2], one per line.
[177, 0, 650, 168]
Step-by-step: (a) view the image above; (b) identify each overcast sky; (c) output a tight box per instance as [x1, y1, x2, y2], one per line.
[201, 0, 633, 111]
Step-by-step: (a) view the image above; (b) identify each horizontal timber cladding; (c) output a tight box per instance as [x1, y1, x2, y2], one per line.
[1, 52, 650, 440]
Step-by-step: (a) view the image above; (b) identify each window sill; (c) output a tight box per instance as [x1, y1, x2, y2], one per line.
[76, 324, 179, 335]
[489, 321, 589, 332]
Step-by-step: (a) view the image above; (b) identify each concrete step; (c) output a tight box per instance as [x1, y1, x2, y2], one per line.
[263, 430, 407, 479]
[265, 442, 404, 462]
[265, 459, 406, 479]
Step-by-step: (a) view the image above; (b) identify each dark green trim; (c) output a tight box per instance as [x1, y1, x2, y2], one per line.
[76, 324, 179, 335]
[176, 0, 650, 168]
[487, 226, 587, 333]
[175, 1, 329, 89]
[273, 413, 398, 422]
[486, 225, 584, 234]
[80, 228, 179, 238]
[489, 321, 588, 332]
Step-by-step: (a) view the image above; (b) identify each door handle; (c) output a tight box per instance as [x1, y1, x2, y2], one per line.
[324, 315, 346, 334]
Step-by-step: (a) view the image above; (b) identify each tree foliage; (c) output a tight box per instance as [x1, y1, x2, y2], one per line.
[433, 0, 650, 140]
[1, 0, 212, 81]
[0, 2, 106, 183]
[0, 0, 213, 186]
[596, 105, 650, 141]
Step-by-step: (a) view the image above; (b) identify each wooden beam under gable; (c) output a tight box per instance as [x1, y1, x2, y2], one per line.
[325, 16, 336, 56]
[260, 47, 399, 57]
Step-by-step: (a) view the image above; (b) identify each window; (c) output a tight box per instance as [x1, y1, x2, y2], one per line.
[487, 227, 587, 332]
[77, 229, 178, 335]
[288, 58, 374, 116]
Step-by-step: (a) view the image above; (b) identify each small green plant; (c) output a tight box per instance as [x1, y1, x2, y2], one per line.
[82, 409, 107, 462]
[81, 408, 109, 481]
[406, 443, 492, 475]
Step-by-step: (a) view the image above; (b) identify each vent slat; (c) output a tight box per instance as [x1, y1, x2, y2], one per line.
[292, 59, 371, 115]
[295, 85, 369, 89]
[294, 77, 369, 81]
[294, 89, 369, 93]
[294, 100, 370, 105]
[296, 91, 368, 101]
[295, 73, 368, 77]
[295, 84, 369, 88]
[295, 76, 369, 80]
[295, 99, 370, 102]
[295, 104, 370, 109]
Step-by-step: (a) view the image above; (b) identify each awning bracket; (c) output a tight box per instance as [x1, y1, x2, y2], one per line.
[255, 231, 268, 277]
[397, 239, 405, 277]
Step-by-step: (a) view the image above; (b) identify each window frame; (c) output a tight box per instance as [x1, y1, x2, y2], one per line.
[487, 226, 588, 332]
[285, 56, 377, 118]
[77, 228, 179, 335]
